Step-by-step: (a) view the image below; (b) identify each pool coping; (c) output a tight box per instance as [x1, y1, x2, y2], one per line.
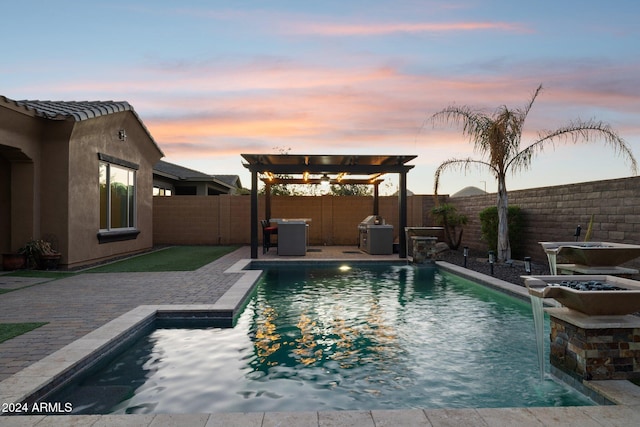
[2, 258, 640, 425]
[0, 265, 261, 408]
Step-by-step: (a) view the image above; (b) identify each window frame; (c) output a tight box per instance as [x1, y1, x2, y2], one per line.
[97, 153, 140, 243]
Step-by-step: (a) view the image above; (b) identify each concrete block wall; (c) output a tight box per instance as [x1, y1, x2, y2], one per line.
[271, 196, 323, 244]
[153, 195, 426, 246]
[321, 196, 372, 245]
[153, 196, 222, 245]
[152, 176, 640, 269]
[447, 176, 640, 269]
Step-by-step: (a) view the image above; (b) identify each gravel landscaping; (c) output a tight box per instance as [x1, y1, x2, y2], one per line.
[438, 248, 550, 287]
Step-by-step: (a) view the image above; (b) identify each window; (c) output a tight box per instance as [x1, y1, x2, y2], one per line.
[153, 186, 172, 196]
[98, 154, 140, 243]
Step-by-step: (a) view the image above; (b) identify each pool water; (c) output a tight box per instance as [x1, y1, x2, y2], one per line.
[55, 264, 594, 414]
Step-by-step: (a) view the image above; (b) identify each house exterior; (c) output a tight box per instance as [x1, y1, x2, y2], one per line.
[0, 95, 164, 269]
[153, 160, 243, 196]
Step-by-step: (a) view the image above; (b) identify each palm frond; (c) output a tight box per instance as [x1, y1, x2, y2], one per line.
[510, 119, 638, 174]
[430, 106, 492, 152]
[522, 84, 543, 118]
[434, 157, 496, 196]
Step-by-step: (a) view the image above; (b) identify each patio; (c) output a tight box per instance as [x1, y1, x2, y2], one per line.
[259, 245, 399, 260]
[1, 246, 640, 425]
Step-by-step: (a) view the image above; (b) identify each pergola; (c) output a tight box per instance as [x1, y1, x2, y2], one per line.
[241, 154, 416, 259]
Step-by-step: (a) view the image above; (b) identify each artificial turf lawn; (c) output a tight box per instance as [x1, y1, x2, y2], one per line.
[85, 245, 240, 273]
[0, 322, 48, 344]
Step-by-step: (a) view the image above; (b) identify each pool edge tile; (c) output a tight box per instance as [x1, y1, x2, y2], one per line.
[585, 380, 640, 406]
[205, 412, 264, 427]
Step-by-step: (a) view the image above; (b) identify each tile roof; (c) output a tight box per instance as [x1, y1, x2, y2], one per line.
[1, 96, 132, 121]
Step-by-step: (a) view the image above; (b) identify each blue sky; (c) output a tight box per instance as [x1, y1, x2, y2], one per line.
[3, 0, 640, 194]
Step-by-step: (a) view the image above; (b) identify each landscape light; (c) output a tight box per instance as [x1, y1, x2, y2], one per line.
[488, 250, 495, 276]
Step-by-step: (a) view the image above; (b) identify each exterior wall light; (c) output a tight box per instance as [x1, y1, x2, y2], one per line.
[118, 129, 127, 141]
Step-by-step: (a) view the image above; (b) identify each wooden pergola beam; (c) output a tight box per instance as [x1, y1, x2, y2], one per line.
[260, 178, 384, 185]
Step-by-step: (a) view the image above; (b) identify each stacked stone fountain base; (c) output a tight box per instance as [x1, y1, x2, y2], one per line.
[526, 273, 640, 382]
[548, 308, 640, 381]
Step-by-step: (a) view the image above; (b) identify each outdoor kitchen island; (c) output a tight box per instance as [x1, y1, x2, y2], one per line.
[271, 218, 310, 256]
[358, 215, 394, 255]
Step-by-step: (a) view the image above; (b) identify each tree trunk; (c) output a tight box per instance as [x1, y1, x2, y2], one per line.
[452, 228, 463, 250]
[496, 175, 511, 262]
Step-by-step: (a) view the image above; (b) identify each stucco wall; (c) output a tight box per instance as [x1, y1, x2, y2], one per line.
[66, 112, 161, 267]
[0, 156, 10, 253]
[1, 104, 163, 268]
[0, 108, 46, 252]
[40, 121, 72, 256]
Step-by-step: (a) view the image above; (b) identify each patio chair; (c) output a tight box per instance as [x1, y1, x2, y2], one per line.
[261, 220, 278, 254]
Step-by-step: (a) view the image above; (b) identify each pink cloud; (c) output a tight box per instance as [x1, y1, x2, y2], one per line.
[285, 21, 531, 36]
[20, 52, 637, 172]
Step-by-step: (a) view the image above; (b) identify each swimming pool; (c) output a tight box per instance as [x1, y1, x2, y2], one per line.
[50, 263, 594, 414]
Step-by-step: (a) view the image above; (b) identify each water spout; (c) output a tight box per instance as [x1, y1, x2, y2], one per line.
[529, 294, 546, 381]
[545, 249, 557, 275]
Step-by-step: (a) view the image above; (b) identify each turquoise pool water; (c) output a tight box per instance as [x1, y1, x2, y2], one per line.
[55, 263, 594, 413]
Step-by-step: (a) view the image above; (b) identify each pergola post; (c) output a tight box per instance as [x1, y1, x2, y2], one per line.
[398, 171, 407, 258]
[373, 182, 379, 215]
[250, 170, 259, 259]
[265, 182, 272, 223]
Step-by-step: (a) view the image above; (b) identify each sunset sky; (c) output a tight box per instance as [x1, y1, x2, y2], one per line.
[3, 1, 640, 195]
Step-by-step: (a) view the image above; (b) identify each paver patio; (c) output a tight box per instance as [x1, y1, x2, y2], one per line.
[0, 247, 249, 382]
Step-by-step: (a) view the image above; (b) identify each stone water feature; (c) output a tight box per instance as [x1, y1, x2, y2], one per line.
[539, 241, 640, 276]
[524, 275, 640, 381]
[405, 227, 444, 264]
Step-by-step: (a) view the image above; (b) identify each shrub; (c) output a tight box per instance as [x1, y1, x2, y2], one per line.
[479, 206, 525, 259]
[431, 203, 467, 250]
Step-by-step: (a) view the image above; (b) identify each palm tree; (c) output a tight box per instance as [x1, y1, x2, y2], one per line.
[431, 84, 638, 262]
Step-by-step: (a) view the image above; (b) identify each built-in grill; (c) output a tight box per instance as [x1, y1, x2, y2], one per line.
[358, 215, 394, 255]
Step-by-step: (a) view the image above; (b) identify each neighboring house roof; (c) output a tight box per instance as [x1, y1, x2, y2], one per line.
[154, 160, 213, 181]
[392, 188, 415, 196]
[153, 160, 242, 191]
[213, 174, 242, 189]
[450, 186, 487, 198]
[0, 95, 163, 156]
